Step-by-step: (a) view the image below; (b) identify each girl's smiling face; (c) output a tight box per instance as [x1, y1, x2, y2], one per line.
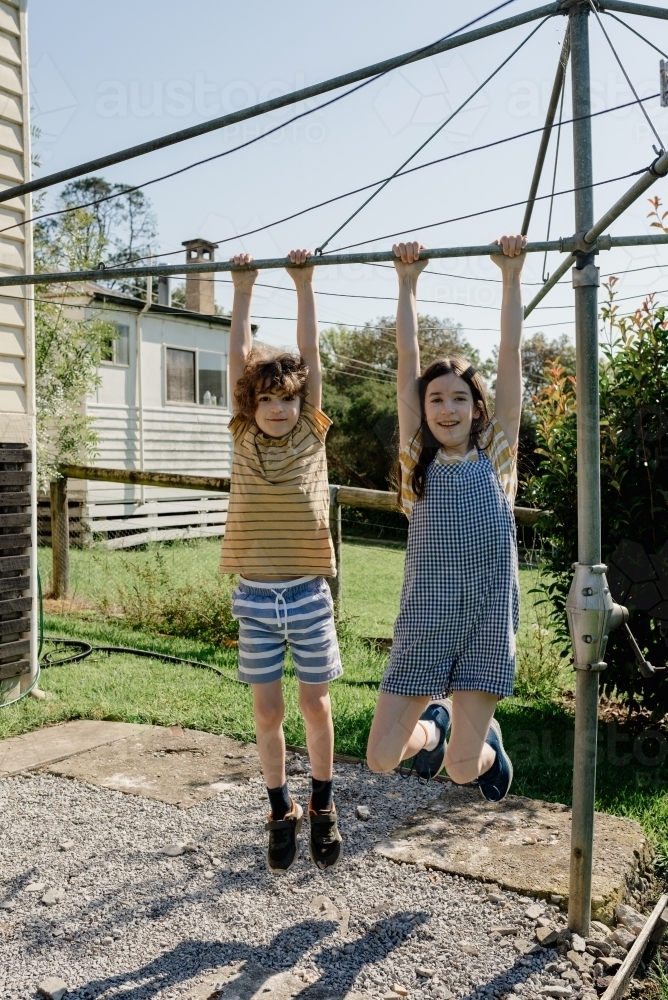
[254, 389, 301, 437]
[424, 372, 481, 455]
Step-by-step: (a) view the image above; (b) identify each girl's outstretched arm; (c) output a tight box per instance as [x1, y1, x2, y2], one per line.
[286, 248, 321, 411]
[229, 253, 258, 414]
[490, 234, 527, 451]
[393, 241, 428, 450]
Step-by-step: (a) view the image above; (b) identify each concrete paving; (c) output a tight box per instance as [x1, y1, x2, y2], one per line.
[373, 784, 651, 923]
[0, 719, 150, 778]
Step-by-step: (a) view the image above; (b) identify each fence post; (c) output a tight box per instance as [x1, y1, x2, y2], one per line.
[328, 485, 342, 616]
[50, 477, 70, 598]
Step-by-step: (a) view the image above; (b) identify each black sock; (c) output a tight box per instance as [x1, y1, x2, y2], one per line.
[311, 777, 333, 813]
[267, 782, 291, 821]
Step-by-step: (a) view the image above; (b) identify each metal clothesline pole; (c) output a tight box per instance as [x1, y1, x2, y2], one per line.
[3, 233, 668, 288]
[0, 3, 564, 205]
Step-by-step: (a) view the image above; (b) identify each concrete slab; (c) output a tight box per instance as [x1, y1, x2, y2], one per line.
[47, 724, 263, 808]
[181, 960, 364, 1000]
[0, 720, 150, 777]
[374, 784, 651, 923]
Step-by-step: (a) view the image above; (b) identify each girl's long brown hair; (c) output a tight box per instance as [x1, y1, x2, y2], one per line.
[404, 356, 491, 501]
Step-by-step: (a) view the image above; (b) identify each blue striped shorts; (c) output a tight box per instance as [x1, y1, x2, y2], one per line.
[232, 576, 343, 685]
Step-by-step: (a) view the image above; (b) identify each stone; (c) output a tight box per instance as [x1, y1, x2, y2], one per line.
[415, 967, 436, 978]
[182, 842, 198, 852]
[374, 785, 650, 922]
[57, 840, 75, 851]
[101, 936, 114, 945]
[537, 916, 553, 927]
[560, 971, 580, 984]
[614, 903, 645, 936]
[596, 977, 614, 993]
[513, 939, 530, 953]
[37, 977, 67, 1000]
[488, 893, 504, 903]
[42, 888, 65, 906]
[0, 901, 14, 910]
[571, 934, 586, 953]
[161, 844, 185, 857]
[383, 993, 399, 1000]
[524, 943, 544, 956]
[612, 926, 636, 951]
[539, 987, 572, 998]
[526, 903, 545, 919]
[566, 951, 587, 971]
[460, 941, 479, 956]
[343, 943, 355, 954]
[392, 986, 409, 996]
[203, 870, 216, 879]
[25, 882, 46, 893]
[536, 927, 559, 947]
[600, 957, 623, 973]
[433, 990, 453, 1000]
[491, 925, 520, 936]
[356, 805, 370, 821]
[586, 937, 612, 956]
[591, 920, 612, 936]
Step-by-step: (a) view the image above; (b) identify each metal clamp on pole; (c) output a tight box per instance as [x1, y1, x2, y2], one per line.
[572, 263, 600, 286]
[565, 563, 628, 672]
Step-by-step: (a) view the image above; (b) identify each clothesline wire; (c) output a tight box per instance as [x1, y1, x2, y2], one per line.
[604, 10, 668, 60]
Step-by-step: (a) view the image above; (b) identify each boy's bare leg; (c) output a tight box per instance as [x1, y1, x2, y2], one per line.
[251, 679, 286, 790]
[444, 690, 497, 784]
[298, 681, 334, 783]
[366, 692, 432, 773]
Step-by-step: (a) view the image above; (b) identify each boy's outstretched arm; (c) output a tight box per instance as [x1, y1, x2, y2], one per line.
[490, 234, 527, 451]
[393, 241, 428, 450]
[286, 248, 321, 411]
[229, 253, 258, 414]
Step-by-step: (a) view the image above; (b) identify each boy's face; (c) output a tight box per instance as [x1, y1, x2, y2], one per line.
[424, 372, 480, 455]
[254, 388, 301, 437]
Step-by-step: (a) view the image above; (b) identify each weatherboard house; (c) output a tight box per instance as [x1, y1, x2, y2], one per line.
[43, 239, 257, 548]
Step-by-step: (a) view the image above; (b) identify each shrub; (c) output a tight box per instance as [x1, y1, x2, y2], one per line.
[527, 284, 668, 718]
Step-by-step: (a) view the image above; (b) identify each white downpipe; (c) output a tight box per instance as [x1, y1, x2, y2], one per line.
[137, 273, 152, 506]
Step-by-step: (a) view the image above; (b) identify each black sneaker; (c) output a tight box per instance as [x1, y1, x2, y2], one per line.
[308, 801, 343, 870]
[473, 718, 513, 802]
[409, 698, 452, 782]
[265, 799, 303, 873]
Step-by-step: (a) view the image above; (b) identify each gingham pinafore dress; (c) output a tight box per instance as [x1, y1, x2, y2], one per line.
[380, 448, 519, 699]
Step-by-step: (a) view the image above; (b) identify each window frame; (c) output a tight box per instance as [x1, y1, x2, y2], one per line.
[100, 322, 131, 368]
[163, 343, 228, 409]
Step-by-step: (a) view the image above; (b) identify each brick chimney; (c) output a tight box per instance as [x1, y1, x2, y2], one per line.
[182, 238, 219, 314]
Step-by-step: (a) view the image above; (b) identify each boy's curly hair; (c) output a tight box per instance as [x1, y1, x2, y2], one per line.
[234, 348, 310, 421]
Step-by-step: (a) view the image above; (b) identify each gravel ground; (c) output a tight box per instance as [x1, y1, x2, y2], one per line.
[0, 763, 595, 1000]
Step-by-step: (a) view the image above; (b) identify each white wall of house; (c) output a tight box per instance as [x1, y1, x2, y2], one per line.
[72, 302, 234, 508]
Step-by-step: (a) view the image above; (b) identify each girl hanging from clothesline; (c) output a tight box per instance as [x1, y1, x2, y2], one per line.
[366, 234, 527, 801]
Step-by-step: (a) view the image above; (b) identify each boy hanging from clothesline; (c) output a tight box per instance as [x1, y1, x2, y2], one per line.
[220, 248, 343, 874]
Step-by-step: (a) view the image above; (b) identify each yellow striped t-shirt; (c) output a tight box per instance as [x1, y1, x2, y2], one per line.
[220, 401, 336, 579]
[398, 416, 517, 520]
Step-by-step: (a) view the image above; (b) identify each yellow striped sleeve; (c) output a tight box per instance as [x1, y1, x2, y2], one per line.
[398, 430, 423, 519]
[481, 416, 518, 505]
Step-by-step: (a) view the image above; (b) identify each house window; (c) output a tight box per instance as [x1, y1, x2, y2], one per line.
[198, 351, 227, 407]
[165, 346, 227, 407]
[166, 348, 195, 403]
[101, 324, 130, 366]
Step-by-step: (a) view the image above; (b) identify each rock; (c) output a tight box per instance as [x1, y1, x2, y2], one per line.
[561, 971, 580, 984]
[586, 945, 602, 958]
[343, 943, 355, 954]
[590, 920, 612, 936]
[182, 842, 198, 853]
[491, 925, 520, 936]
[415, 967, 436, 978]
[488, 893, 504, 903]
[161, 843, 185, 857]
[600, 957, 623, 973]
[550, 895, 564, 906]
[513, 938, 530, 953]
[392, 985, 409, 996]
[536, 927, 559, 947]
[460, 941, 479, 956]
[432, 990, 453, 1000]
[0, 901, 14, 910]
[596, 977, 614, 993]
[612, 926, 636, 951]
[526, 903, 545, 919]
[41, 889, 65, 907]
[356, 805, 370, 821]
[539, 987, 572, 998]
[567, 951, 587, 971]
[537, 916, 553, 927]
[614, 904, 645, 936]
[101, 936, 114, 945]
[203, 870, 216, 879]
[524, 942, 544, 955]
[286, 759, 306, 775]
[571, 934, 586, 953]
[383, 993, 398, 1000]
[25, 882, 46, 893]
[37, 977, 68, 1000]
[586, 937, 612, 956]
[57, 841, 75, 851]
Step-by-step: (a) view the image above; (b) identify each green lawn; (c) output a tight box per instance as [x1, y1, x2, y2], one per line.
[0, 536, 662, 866]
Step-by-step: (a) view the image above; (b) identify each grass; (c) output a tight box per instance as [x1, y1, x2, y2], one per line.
[0, 536, 661, 866]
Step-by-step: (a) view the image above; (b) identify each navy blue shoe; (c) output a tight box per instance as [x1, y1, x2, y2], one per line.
[409, 699, 452, 783]
[474, 718, 513, 802]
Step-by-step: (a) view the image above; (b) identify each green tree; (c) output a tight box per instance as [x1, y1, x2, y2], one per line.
[527, 285, 668, 717]
[321, 314, 480, 490]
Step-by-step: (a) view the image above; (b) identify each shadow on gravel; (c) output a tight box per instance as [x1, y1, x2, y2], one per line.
[68, 913, 436, 1000]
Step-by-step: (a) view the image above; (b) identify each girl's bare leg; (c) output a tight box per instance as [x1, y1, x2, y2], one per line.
[366, 692, 431, 773]
[444, 690, 497, 784]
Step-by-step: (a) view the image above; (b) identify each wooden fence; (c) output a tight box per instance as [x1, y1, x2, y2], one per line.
[50, 464, 542, 603]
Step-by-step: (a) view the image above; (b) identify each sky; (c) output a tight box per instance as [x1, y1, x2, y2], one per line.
[27, 0, 668, 360]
